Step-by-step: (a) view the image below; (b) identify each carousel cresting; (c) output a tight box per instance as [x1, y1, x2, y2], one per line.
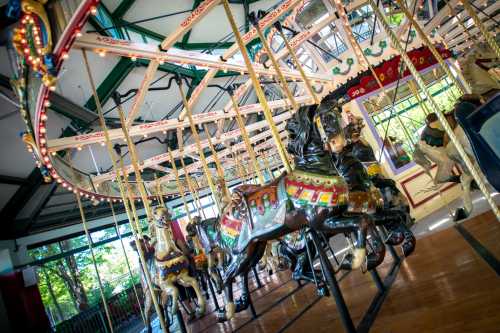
[7, 0, 500, 332]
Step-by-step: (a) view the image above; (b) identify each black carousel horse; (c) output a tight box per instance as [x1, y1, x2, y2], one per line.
[194, 97, 387, 321]
[343, 119, 416, 256]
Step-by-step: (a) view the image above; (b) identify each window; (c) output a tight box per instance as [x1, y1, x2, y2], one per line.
[359, 68, 461, 172]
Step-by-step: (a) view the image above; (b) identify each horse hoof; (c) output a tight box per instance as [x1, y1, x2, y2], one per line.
[385, 231, 404, 246]
[454, 208, 469, 221]
[235, 296, 249, 313]
[402, 236, 416, 257]
[339, 253, 354, 270]
[194, 302, 206, 317]
[317, 286, 329, 297]
[216, 310, 228, 323]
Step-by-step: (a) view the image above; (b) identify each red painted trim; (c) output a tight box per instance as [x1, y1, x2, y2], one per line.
[400, 165, 459, 208]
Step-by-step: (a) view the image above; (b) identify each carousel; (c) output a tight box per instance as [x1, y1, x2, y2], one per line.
[1, 0, 499, 332]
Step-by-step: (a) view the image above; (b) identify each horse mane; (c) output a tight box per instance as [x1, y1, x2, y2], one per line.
[286, 104, 314, 159]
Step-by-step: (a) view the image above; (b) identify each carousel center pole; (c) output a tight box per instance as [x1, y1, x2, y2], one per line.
[459, 0, 500, 58]
[229, 89, 265, 185]
[395, 0, 471, 95]
[176, 77, 221, 213]
[273, 21, 320, 105]
[81, 50, 169, 333]
[69, 158, 114, 333]
[222, 0, 292, 173]
[250, 14, 300, 112]
[367, 0, 500, 222]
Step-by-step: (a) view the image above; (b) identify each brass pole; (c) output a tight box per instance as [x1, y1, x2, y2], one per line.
[459, 0, 500, 58]
[203, 124, 230, 201]
[262, 149, 274, 180]
[222, 0, 292, 173]
[119, 156, 143, 236]
[73, 191, 115, 332]
[154, 174, 165, 207]
[367, 0, 500, 221]
[109, 202, 146, 325]
[81, 49, 169, 333]
[408, 80, 431, 115]
[229, 92, 265, 185]
[176, 79, 221, 213]
[180, 157, 207, 219]
[274, 24, 320, 105]
[168, 149, 193, 222]
[252, 19, 299, 111]
[336, 1, 414, 146]
[444, 0, 474, 48]
[395, 0, 470, 95]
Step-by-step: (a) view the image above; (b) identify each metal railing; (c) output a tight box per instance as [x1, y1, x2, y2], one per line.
[55, 284, 144, 333]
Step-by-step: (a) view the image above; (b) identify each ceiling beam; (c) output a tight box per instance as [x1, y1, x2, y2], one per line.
[112, 0, 137, 19]
[74, 34, 332, 83]
[47, 95, 311, 152]
[0, 168, 44, 229]
[180, 0, 203, 46]
[0, 175, 28, 186]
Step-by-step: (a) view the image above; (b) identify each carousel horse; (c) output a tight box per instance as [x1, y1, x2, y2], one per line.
[413, 109, 476, 220]
[458, 42, 500, 100]
[185, 216, 223, 293]
[416, 42, 500, 218]
[197, 99, 386, 321]
[343, 119, 416, 256]
[151, 207, 206, 317]
[130, 236, 163, 333]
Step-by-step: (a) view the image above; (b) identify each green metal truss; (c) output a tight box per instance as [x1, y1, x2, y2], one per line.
[84, 57, 135, 111]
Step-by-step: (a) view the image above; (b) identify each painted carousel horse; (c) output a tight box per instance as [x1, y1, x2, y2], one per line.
[151, 207, 206, 317]
[185, 216, 223, 292]
[458, 42, 500, 100]
[413, 109, 476, 220]
[198, 101, 386, 321]
[343, 119, 416, 256]
[416, 43, 500, 219]
[130, 235, 162, 333]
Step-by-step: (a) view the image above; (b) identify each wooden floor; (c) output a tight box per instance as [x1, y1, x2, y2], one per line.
[187, 210, 500, 333]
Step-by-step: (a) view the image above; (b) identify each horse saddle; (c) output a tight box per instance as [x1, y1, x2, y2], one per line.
[285, 169, 382, 214]
[220, 176, 289, 253]
[156, 251, 189, 278]
[285, 169, 348, 208]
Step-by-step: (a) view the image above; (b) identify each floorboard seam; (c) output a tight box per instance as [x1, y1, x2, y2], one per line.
[455, 224, 500, 276]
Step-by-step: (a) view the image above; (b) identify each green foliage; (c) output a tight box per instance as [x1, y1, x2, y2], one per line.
[370, 78, 460, 159]
[31, 232, 142, 325]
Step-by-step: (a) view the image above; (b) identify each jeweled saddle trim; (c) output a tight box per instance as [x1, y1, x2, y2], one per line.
[285, 170, 348, 207]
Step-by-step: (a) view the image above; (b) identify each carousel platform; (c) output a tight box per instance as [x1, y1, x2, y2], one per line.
[133, 209, 500, 333]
